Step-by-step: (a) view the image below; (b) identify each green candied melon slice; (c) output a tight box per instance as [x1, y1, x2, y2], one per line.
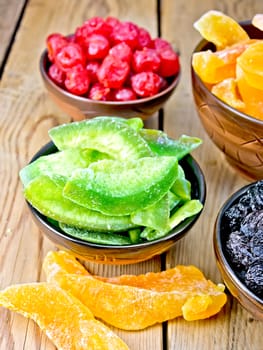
[63, 156, 178, 216]
[24, 174, 136, 232]
[59, 223, 132, 245]
[139, 129, 202, 160]
[101, 116, 144, 132]
[131, 194, 170, 231]
[170, 165, 191, 201]
[49, 117, 152, 160]
[19, 148, 111, 187]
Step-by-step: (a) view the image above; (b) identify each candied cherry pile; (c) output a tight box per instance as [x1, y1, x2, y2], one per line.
[46, 16, 180, 101]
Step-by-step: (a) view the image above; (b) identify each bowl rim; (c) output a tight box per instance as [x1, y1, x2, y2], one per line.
[214, 180, 263, 307]
[27, 140, 206, 250]
[40, 48, 181, 106]
[191, 20, 263, 126]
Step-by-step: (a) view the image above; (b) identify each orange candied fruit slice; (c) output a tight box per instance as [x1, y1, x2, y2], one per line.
[0, 282, 129, 350]
[192, 50, 233, 84]
[194, 10, 249, 50]
[43, 251, 227, 329]
[211, 78, 245, 111]
[236, 41, 263, 90]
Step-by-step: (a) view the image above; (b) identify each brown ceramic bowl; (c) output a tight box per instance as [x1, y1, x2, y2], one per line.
[214, 180, 263, 320]
[191, 21, 263, 180]
[26, 141, 206, 265]
[40, 50, 180, 122]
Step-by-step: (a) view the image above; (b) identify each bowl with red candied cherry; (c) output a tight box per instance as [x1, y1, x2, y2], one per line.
[40, 16, 180, 121]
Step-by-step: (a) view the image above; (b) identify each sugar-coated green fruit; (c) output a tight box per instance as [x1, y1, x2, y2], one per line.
[49, 117, 152, 160]
[25, 175, 136, 231]
[63, 156, 178, 216]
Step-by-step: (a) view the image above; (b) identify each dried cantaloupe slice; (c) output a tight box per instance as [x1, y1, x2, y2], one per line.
[43, 251, 227, 329]
[236, 41, 263, 90]
[194, 10, 249, 49]
[0, 282, 129, 350]
[192, 50, 232, 84]
[211, 78, 245, 111]
[252, 14, 263, 31]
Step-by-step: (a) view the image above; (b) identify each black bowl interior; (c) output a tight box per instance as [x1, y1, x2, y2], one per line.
[215, 181, 263, 305]
[27, 141, 206, 250]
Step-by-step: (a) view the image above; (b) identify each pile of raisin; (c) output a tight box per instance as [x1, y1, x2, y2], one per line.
[224, 180, 263, 299]
[45, 17, 180, 100]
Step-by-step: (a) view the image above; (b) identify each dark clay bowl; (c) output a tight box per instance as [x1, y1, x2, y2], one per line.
[40, 50, 180, 122]
[214, 180, 263, 320]
[191, 21, 263, 181]
[27, 141, 206, 265]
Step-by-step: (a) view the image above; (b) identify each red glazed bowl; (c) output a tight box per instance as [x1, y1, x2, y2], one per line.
[40, 50, 180, 122]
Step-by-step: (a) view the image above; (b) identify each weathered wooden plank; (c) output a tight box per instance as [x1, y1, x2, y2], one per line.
[0, 0, 27, 74]
[0, 1, 162, 349]
[161, 1, 263, 349]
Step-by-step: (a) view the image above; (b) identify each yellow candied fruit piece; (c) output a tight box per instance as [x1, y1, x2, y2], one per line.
[43, 250, 227, 330]
[192, 50, 235, 84]
[0, 282, 129, 350]
[236, 41, 263, 90]
[211, 78, 245, 111]
[194, 10, 249, 50]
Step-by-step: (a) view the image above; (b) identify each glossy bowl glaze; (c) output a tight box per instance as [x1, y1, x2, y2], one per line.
[191, 22, 263, 181]
[214, 181, 263, 320]
[40, 50, 180, 122]
[27, 141, 206, 265]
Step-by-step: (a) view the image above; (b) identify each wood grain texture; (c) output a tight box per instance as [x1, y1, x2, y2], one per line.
[161, 1, 263, 350]
[0, 0, 262, 349]
[0, 1, 161, 349]
[0, 0, 27, 72]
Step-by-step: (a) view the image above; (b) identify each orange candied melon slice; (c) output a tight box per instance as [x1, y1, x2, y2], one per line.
[252, 14, 263, 31]
[211, 78, 245, 111]
[236, 41, 263, 90]
[43, 251, 227, 329]
[194, 10, 249, 50]
[0, 282, 129, 350]
[192, 50, 233, 84]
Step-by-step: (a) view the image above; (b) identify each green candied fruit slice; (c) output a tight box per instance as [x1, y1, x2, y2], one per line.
[131, 194, 170, 231]
[170, 165, 191, 201]
[141, 199, 203, 241]
[24, 174, 136, 232]
[49, 117, 152, 160]
[59, 223, 132, 245]
[19, 148, 111, 187]
[139, 129, 202, 160]
[63, 156, 178, 216]
[97, 116, 144, 132]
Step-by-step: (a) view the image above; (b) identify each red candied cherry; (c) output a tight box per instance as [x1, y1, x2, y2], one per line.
[75, 17, 112, 44]
[84, 34, 110, 60]
[105, 16, 121, 31]
[48, 63, 65, 87]
[46, 33, 68, 62]
[111, 87, 137, 101]
[97, 55, 130, 89]
[111, 21, 139, 50]
[137, 27, 152, 49]
[152, 37, 173, 52]
[131, 71, 163, 97]
[88, 82, 111, 101]
[65, 64, 90, 95]
[109, 42, 132, 63]
[86, 61, 100, 83]
[132, 48, 161, 73]
[55, 42, 86, 71]
[158, 49, 180, 77]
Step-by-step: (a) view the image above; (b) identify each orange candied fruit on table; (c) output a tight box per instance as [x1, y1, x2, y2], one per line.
[193, 10, 249, 50]
[43, 250, 227, 329]
[211, 78, 245, 111]
[0, 282, 129, 350]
